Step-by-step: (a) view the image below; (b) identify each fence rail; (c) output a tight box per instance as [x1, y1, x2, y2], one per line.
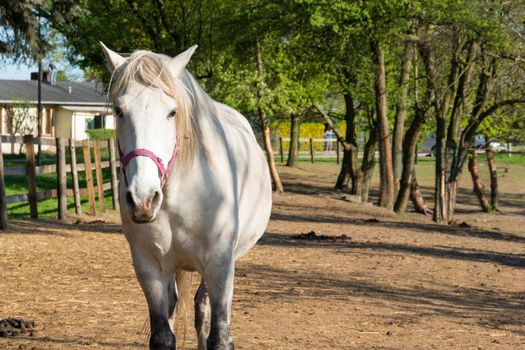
[278, 137, 341, 164]
[4, 183, 113, 205]
[0, 135, 111, 148]
[0, 135, 120, 229]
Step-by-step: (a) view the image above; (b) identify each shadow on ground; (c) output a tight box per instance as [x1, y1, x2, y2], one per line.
[270, 211, 525, 243]
[241, 240, 525, 332]
[1, 218, 122, 237]
[259, 232, 525, 268]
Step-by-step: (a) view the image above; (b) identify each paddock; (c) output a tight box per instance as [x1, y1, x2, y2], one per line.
[0, 163, 524, 349]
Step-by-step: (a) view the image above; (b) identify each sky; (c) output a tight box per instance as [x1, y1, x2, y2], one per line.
[0, 61, 34, 80]
[0, 59, 85, 81]
[1, 20, 85, 81]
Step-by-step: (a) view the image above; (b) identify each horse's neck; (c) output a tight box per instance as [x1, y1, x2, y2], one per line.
[183, 72, 220, 136]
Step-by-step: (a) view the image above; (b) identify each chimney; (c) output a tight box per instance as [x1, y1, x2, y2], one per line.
[31, 72, 49, 82]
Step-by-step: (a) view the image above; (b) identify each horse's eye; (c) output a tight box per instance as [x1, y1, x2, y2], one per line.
[114, 106, 123, 119]
[167, 109, 176, 119]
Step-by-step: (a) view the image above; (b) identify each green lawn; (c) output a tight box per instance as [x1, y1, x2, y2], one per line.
[3, 150, 116, 219]
[2, 149, 523, 219]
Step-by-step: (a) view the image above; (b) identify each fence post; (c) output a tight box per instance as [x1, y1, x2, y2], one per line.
[108, 138, 120, 211]
[24, 135, 38, 219]
[336, 140, 340, 164]
[69, 139, 82, 215]
[0, 142, 8, 229]
[93, 140, 105, 212]
[56, 138, 67, 220]
[82, 139, 96, 215]
[279, 137, 284, 163]
[309, 138, 315, 163]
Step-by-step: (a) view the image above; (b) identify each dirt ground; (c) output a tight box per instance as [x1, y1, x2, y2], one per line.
[0, 163, 524, 349]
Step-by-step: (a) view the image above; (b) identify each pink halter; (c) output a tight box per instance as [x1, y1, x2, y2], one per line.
[118, 141, 178, 189]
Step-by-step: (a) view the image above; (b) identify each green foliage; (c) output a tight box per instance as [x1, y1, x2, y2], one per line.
[0, 1, 44, 60]
[50, 0, 218, 83]
[1, 0, 84, 62]
[85, 128, 116, 140]
[42, 0, 525, 151]
[479, 108, 525, 146]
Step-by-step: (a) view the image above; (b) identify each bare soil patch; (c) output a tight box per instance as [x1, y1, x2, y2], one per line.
[1, 163, 524, 349]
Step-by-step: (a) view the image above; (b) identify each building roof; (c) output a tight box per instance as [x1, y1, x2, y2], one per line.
[0, 80, 110, 106]
[60, 105, 112, 114]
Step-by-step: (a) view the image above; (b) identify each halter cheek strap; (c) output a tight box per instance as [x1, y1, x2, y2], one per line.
[118, 141, 177, 189]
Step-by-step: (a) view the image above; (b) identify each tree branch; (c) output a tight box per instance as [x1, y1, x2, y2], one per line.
[478, 98, 525, 122]
[312, 102, 349, 150]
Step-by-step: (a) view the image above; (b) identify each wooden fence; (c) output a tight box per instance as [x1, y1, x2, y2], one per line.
[278, 137, 341, 164]
[0, 135, 120, 229]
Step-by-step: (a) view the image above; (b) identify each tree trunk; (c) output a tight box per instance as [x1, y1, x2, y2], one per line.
[446, 179, 461, 222]
[468, 150, 490, 212]
[286, 113, 300, 167]
[262, 125, 284, 192]
[336, 150, 352, 190]
[410, 172, 430, 214]
[335, 92, 360, 193]
[434, 112, 448, 223]
[394, 114, 423, 213]
[432, 34, 462, 223]
[371, 39, 394, 210]
[393, 40, 414, 196]
[485, 147, 498, 210]
[447, 41, 477, 161]
[444, 55, 495, 222]
[360, 126, 378, 203]
[397, 41, 435, 213]
[255, 36, 284, 192]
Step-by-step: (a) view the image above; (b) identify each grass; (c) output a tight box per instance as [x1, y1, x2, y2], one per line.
[2, 148, 524, 219]
[7, 191, 116, 219]
[4, 150, 116, 219]
[286, 151, 525, 165]
[485, 152, 525, 165]
[86, 128, 116, 140]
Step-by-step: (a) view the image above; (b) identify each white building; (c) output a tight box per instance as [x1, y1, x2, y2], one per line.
[0, 79, 114, 150]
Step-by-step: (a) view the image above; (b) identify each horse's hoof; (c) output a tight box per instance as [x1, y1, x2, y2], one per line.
[207, 337, 234, 350]
[150, 343, 175, 350]
[149, 332, 175, 350]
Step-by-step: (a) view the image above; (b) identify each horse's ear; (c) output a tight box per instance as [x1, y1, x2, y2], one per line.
[169, 45, 198, 77]
[100, 42, 126, 71]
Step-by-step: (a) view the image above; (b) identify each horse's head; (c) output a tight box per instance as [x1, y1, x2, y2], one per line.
[101, 43, 196, 223]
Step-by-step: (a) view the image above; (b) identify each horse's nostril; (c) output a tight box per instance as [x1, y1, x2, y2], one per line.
[126, 191, 136, 209]
[151, 190, 161, 208]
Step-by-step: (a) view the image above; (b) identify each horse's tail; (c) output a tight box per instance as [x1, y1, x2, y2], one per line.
[174, 269, 193, 350]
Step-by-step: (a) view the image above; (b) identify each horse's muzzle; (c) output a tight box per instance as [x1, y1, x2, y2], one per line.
[126, 190, 161, 223]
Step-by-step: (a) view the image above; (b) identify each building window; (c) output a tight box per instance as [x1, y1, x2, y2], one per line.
[85, 115, 105, 130]
[85, 117, 94, 130]
[94, 114, 104, 129]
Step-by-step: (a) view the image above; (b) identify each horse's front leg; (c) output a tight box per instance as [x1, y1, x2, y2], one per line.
[202, 257, 235, 350]
[132, 251, 176, 350]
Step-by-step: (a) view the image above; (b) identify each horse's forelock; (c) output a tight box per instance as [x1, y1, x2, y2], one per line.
[110, 51, 196, 172]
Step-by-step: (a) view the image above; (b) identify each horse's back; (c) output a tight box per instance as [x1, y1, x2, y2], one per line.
[215, 102, 253, 134]
[210, 102, 272, 258]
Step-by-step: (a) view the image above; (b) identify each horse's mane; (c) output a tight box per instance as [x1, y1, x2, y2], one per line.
[109, 50, 199, 172]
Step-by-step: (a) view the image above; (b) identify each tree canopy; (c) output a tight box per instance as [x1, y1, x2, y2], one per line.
[3, 0, 525, 220]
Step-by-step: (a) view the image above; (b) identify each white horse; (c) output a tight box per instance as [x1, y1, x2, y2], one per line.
[100, 43, 272, 350]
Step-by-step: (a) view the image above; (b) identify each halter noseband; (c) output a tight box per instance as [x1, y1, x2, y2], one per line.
[118, 141, 177, 189]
